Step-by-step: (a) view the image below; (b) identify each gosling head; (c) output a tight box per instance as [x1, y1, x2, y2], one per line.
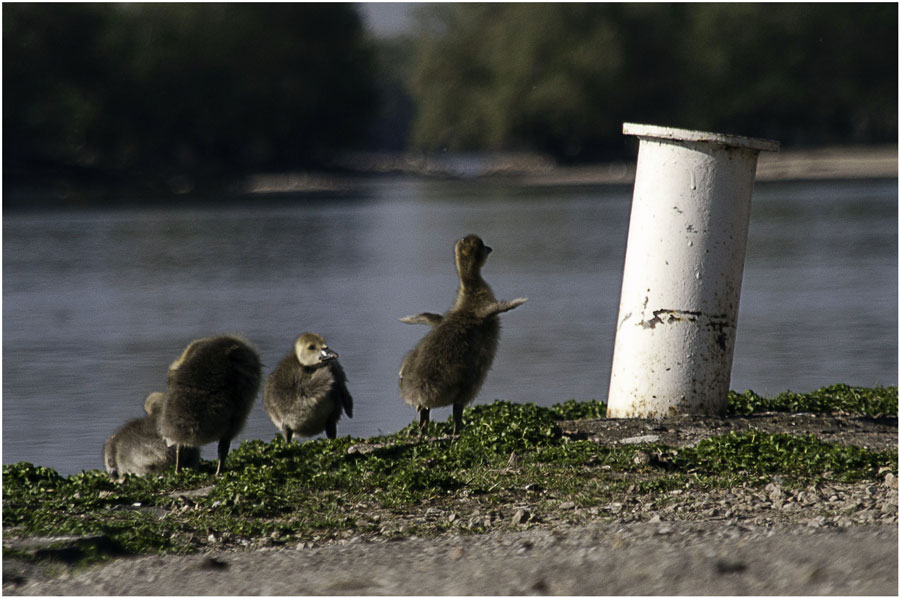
[294, 333, 339, 368]
[143, 391, 165, 416]
[455, 234, 492, 279]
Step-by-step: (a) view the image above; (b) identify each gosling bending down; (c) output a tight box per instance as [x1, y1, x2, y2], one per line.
[159, 335, 261, 474]
[104, 392, 200, 478]
[399, 234, 527, 435]
[264, 332, 353, 442]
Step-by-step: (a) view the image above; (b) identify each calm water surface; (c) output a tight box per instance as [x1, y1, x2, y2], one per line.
[3, 177, 897, 475]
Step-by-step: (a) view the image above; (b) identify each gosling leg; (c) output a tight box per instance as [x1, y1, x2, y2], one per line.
[175, 444, 182, 474]
[452, 403, 464, 436]
[282, 424, 293, 444]
[325, 421, 337, 439]
[216, 438, 230, 475]
[417, 406, 430, 435]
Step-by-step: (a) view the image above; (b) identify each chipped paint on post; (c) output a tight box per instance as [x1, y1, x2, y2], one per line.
[607, 123, 779, 418]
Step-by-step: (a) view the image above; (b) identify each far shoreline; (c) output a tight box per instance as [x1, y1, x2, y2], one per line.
[249, 144, 899, 193]
[4, 144, 897, 207]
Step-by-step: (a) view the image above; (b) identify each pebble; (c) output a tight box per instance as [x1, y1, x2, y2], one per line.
[806, 516, 826, 528]
[512, 509, 531, 525]
[620, 435, 661, 445]
[632, 451, 651, 466]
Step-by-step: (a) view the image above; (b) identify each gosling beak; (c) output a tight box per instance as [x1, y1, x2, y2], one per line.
[485, 245, 493, 254]
[320, 347, 339, 362]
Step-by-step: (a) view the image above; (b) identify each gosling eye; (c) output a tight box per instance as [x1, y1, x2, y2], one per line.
[308, 345, 316, 351]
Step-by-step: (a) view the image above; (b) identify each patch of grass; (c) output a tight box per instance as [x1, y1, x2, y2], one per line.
[549, 399, 608, 420]
[3, 384, 896, 565]
[728, 384, 898, 417]
[676, 431, 897, 484]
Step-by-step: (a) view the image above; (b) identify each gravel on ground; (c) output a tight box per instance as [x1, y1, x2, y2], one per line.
[6, 521, 897, 596]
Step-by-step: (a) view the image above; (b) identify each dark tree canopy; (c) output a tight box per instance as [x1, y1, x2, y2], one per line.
[3, 2, 897, 191]
[407, 3, 898, 161]
[4, 3, 379, 188]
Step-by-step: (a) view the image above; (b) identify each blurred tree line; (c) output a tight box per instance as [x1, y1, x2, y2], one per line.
[4, 2, 897, 193]
[4, 3, 377, 191]
[406, 3, 897, 161]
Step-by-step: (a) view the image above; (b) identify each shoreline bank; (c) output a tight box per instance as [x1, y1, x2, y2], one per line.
[246, 144, 898, 192]
[5, 405, 898, 595]
[5, 145, 896, 205]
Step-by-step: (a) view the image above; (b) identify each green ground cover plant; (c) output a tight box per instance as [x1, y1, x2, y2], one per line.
[3, 385, 896, 567]
[727, 383, 897, 417]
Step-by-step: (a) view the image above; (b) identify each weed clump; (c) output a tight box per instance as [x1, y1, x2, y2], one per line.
[677, 431, 896, 484]
[728, 384, 897, 417]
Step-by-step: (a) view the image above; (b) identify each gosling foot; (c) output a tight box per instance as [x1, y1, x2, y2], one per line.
[216, 438, 231, 475]
[282, 425, 293, 444]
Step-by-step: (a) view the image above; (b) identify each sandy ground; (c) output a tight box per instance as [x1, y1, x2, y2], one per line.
[7, 521, 896, 595]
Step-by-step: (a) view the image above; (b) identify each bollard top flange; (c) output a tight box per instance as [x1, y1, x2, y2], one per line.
[623, 122, 780, 152]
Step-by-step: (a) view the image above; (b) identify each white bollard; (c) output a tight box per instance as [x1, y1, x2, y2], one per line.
[607, 123, 779, 418]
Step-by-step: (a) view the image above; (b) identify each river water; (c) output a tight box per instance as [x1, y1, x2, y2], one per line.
[3, 177, 897, 475]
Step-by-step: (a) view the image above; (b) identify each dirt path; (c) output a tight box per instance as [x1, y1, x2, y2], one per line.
[7, 521, 896, 595]
[560, 412, 898, 452]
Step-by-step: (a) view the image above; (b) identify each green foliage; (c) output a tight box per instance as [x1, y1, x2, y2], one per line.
[4, 4, 379, 187]
[3, 387, 895, 564]
[679, 432, 897, 484]
[408, 3, 898, 160]
[549, 399, 607, 421]
[367, 35, 417, 151]
[728, 384, 898, 417]
[456, 401, 561, 455]
[5, 2, 897, 191]
[3, 462, 65, 491]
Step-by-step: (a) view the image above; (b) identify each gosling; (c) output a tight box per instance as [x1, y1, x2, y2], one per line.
[159, 335, 261, 474]
[264, 333, 353, 442]
[103, 392, 200, 478]
[399, 234, 527, 435]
